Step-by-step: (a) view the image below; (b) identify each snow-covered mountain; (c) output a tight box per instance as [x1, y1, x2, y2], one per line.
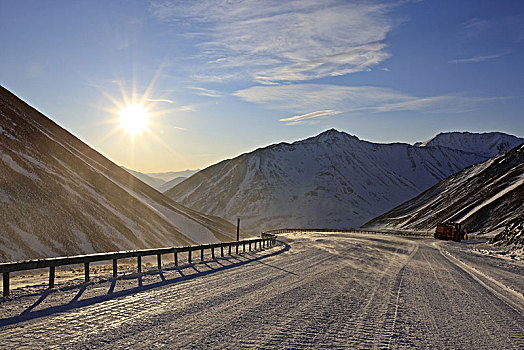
[165, 129, 512, 234]
[416, 131, 523, 158]
[122, 167, 198, 192]
[363, 143, 523, 234]
[0, 86, 243, 262]
[158, 176, 188, 193]
[147, 169, 199, 182]
[121, 166, 166, 189]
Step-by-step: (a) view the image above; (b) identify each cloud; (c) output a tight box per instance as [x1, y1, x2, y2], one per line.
[234, 84, 498, 115]
[188, 87, 223, 98]
[449, 52, 508, 64]
[149, 0, 397, 83]
[144, 98, 175, 104]
[255, 43, 391, 83]
[234, 84, 406, 112]
[280, 110, 341, 125]
[462, 17, 490, 36]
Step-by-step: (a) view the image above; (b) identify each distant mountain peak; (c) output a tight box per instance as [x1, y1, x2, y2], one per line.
[302, 129, 361, 144]
[166, 128, 492, 233]
[415, 131, 523, 158]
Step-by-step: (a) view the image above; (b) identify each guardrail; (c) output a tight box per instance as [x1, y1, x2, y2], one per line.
[262, 228, 432, 237]
[1, 235, 276, 297]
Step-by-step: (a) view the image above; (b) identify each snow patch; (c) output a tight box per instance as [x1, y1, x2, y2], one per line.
[457, 174, 524, 223]
[0, 152, 40, 182]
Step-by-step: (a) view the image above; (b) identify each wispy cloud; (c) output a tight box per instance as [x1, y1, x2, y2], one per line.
[234, 84, 498, 115]
[449, 52, 508, 64]
[280, 110, 341, 125]
[255, 43, 390, 83]
[150, 0, 397, 83]
[462, 17, 490, 36]
[188, 87, 223, 98]
[144, 98, 175, 104]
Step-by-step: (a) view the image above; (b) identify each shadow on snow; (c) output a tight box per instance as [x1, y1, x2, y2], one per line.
[0, 241, 290, 328]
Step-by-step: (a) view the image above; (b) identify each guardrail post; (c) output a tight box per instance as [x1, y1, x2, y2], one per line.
[243, 243, 246, 252]
[220, 246, 224, 257]
[84, 262, 90, 282]
[188, 250, 192, 264]
[112, 259, 118, 278]
[49, 266, 55, 289]
[228, 244, 232, 255]
[157, 254, 162, 271]
[3, 272, 9, 297]
[137, 256, 142, 273]
[236, 218, 240, 241]
[201, 248, 204, 261]
[236, 243, 239, 254]
[249, 242, 252, 251]
[174, 251, 178, 267]
[211, 247, 215, 259]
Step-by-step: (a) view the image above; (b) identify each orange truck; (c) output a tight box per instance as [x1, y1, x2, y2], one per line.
[435, 222, 468, 242]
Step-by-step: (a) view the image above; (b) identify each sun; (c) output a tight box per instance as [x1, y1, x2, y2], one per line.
[117, 102, 150, 137]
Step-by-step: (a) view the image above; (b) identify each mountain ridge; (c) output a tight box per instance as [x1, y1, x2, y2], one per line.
[363, 142, 524, 234]
[165, 129, 521, 233]
[0, 86, 243, 262]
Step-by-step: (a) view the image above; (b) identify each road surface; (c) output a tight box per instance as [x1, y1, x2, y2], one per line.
[1, 232, 523, 349]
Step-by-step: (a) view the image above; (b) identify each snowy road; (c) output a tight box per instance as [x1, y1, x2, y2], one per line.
[1, 232, 523, 349]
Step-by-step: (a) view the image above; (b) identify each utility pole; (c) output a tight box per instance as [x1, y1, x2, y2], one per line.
[236, 217, 240, 241]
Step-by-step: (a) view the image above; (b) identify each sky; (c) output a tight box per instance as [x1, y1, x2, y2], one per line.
[1, 0, 523, 173]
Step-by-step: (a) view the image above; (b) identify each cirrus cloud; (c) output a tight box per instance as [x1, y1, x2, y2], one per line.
[150, 0, 398, 84]
[280, 110, 342, 125]
[234, 84, 501, 118]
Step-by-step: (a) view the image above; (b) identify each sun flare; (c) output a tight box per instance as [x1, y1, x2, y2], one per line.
[118, 102, 150, 137]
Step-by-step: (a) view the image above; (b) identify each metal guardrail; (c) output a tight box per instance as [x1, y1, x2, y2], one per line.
[1, 235, 276, 297]
[262, 228, 432, 237]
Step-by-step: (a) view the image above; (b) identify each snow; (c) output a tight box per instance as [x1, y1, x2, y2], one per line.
[457, 173, 524, 223]
[7, 223, 58, 258]
[1, 233, 522, 349]
[0, 152, 40, 182]
[0, 86, 239, 262]
[366, 143, 523, 235]
[0, 125, 16, 141]
[417, 131, 523, 158]
[167, 129, 495, 233]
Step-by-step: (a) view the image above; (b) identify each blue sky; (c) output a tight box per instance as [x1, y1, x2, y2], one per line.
[1, 0, 523, 172]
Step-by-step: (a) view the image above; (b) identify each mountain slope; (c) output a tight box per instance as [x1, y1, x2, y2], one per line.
[122, 167, 198, 192]
[0, 86, 242, 262]
[416, 131, 523, 158]
[121, 166, 166, 190]
[147, 169, 199, 182]
[158, 176, 188, 193]
[165, 129, 506, 233]
[363, 143, 524, 234]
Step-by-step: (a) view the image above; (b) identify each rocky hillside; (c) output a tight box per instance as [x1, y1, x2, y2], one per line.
[363, 143, 523, 234]
[0, 86, 243, 262]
